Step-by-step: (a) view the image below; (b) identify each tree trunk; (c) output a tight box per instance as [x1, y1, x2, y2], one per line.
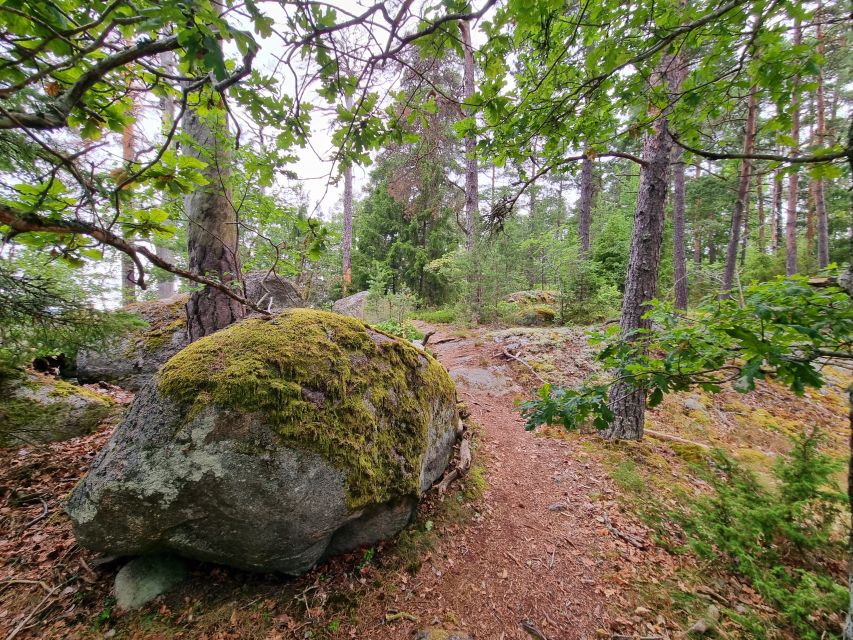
[672, 145, 688, 309]
[121, 111, 136, 305]
[785, 20, 802, 276]
[606, 58, 680, 441]
[771, 168, 783, 253]
[342, 92, 354, 295]
[183, 92, 244, 341]
[157, 51, 176, 299]
[740, 194, 749, 268]
[722, 86, 758, 296]
[815, 4, 829, 269]
[692, 162, 702, 266]
[459, 19, 478, 252]
[578, 153, 594, 256]
[756, 172, 765, 254]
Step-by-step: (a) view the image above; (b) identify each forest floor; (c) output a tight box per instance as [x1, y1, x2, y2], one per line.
[0, 322, 849, 639]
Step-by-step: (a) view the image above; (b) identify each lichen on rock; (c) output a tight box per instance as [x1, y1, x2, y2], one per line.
[67, 309, 460, 574]
[157, 309, 455, 508]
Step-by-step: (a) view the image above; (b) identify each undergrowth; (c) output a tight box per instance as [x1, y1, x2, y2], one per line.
[676, 430, 848, 639]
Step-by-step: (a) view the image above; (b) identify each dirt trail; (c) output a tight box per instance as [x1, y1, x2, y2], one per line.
[359, 326, 615, 639]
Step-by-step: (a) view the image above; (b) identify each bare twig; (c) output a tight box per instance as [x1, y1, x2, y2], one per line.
[520, 619, 549, 640]
[501, 349, 546, 384]
[602, 512, 646, 549]
[21, 498, 48, 531]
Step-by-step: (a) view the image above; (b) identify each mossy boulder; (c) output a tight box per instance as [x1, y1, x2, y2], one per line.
[0, 373, 115, 446]
[76, 295, 189, 391]
[67, 309, 460, 575]
[243, 270, 304, 312]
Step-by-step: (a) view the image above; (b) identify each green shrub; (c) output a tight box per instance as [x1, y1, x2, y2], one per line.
[411, 307, 456, 324]
[677, 431, 847, 639]
[371, 320, 425, 342]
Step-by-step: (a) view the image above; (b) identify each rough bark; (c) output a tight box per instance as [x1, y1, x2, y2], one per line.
[578, 154, 594, 256]
[605, 58, 680, 441]
[756, 172, 765, 254]
[183, 93, 244, 341]
[740, 195, 749, 268]
[815, 5, 829, 268]
[771, 168, 783, 253]
[459, 20, 478, 252]
[785, 20, 802, 276]
[692, 162, 702, 266]
[121, 110, 136, 305]
[157, 51, 176, 299]
[342, 92, 354, 295]
[722, 86, 758, 296]
[671, 145, 688, 309]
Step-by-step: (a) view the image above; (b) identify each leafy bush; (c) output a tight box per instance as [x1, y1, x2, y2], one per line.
[520, 275, 853, 431]
[676, 432, 847, 638]
[411, 307, 457, 324]
[371, 320, 424, 342]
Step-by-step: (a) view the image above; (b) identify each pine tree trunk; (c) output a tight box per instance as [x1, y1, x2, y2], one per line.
[756, 172, 765, 254]
[772, 168, 783, 253]
[342, 92, 354, 295]
[578, 154, 594, 256]
[121, 111, 137, 305]
[183, 93, 244, 341]
[722, 87, 758, 295]
[740, 195, 749, 268]
[815, 5, 829, 268]
[692, 162, 702, 266]
[157, 51, 176, 299]
[672, 145, 688, 309]
[459, 20, 478, 252]
[785, 20, 802, 276]
[605, 58, 680, 441]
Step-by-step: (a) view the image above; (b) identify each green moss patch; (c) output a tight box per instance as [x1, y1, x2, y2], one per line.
[0, 376, 115, 446]
[157, 309, 456, 509]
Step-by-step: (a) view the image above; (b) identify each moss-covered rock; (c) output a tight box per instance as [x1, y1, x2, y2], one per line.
[0, 372, 115, 446]
[67, 310, 460, 575]
[76, 295, 190, 391]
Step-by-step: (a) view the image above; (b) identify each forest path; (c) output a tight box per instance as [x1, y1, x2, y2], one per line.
[366, 325, 614, 639]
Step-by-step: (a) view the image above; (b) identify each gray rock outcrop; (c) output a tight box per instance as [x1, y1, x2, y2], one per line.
[243, 271, 304, 312]
[67, 309, 460, 575]
[76, 295, 189, 392]
[0, 373, 116, 446]
[332, 290, 371, 320]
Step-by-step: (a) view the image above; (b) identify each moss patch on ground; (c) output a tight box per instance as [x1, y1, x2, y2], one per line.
[157, 309, 456, 509]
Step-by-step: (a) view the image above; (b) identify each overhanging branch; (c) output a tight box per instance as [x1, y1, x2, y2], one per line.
[0, 204, 269, 315]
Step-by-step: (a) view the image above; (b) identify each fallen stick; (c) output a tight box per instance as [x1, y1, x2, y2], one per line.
[520, 619, 549, 640]
[5, 582, 61, 640]
[385, 611, 418, 623]
[602, 512, 646, 550]
[21, 498, 49, 531]
[436, 436, 472, 494]
[644, 429, 710, 450]
[500, 349, 546, 384]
